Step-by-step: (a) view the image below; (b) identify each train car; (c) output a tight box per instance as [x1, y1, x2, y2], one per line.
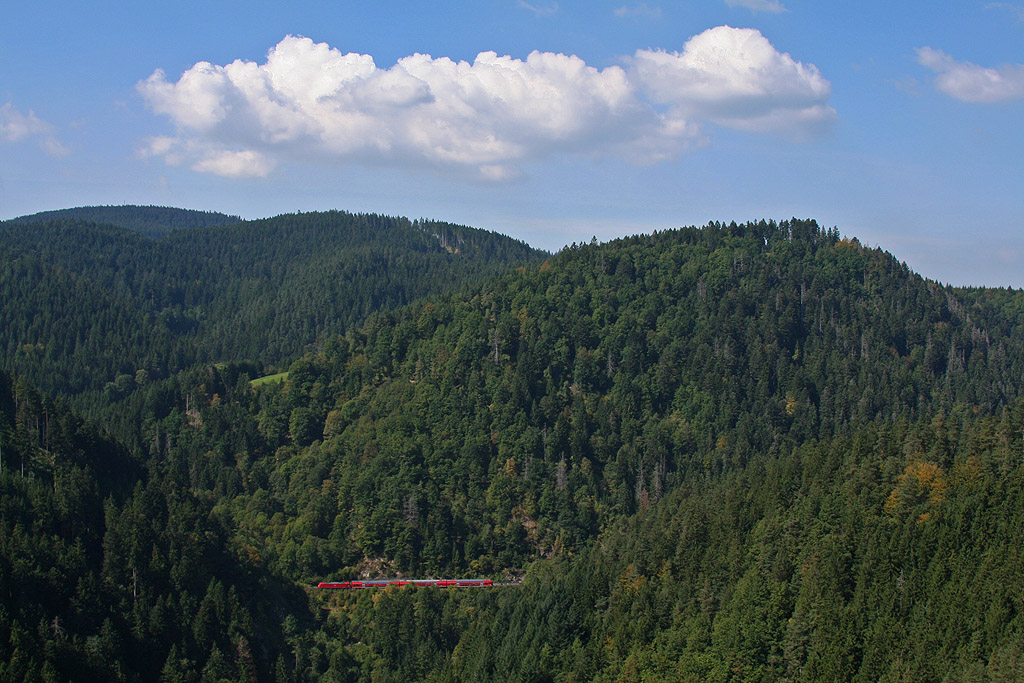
[317, 578, 494, 589]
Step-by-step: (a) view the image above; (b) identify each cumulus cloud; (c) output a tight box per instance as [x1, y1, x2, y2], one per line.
[631, 26, 834, 137]
[138, 28, 833, 179]
[916, 47, 1024, 103]
[0, 103, 69, 156]
[192, 150, 274, 177]
[725, 0, 787, 14]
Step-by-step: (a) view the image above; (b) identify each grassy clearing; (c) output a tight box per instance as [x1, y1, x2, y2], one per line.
[250, 371, 289, 387]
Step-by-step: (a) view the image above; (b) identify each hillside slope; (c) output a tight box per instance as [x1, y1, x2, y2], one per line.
[3, 217, 1023, 681]
[0, 210, 546, 407]
[5, 205, 241, 238]
[0, 369, 299, 681]
[386, 402, 1024, 682]
[131, 219, 1024, 578]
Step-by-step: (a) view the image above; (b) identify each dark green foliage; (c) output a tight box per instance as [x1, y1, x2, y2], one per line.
[2, 215, 1024, 681]
[159, 219, 1019, 579]
[5, 205, 241, 238]
[0, 368, 298, 681]
[425, 402, 1024, 682]
[0, 209, 545, 409]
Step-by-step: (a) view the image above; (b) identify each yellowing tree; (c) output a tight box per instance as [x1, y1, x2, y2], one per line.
[884, 459, 948, 523]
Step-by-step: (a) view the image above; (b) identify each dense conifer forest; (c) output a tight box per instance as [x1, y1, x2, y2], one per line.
[6, 206, 241, 238]
[1, 210, 1023, 681]
[0, 209, 544, 411]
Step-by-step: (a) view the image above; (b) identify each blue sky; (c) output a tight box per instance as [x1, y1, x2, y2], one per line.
[2, 1, 1022, 287]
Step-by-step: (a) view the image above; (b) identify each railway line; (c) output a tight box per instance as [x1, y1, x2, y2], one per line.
[317, 579, 518, 589]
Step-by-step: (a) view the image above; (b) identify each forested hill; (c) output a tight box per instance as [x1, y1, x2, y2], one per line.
[141, 218, 1022, 581]
[0, 210, 546, 408]
[4, 205, 241, 238]
[3, 216, 1024, 681]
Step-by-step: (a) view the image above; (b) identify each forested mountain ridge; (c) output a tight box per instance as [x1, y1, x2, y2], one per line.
[3, 215, 1024, 681]
[153, 219, 1020, 580]
[0, 210, 546, 410]
[4, 205, 241, 238]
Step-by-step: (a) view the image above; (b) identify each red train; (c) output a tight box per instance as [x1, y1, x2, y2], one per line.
[317, 579, 493, 589]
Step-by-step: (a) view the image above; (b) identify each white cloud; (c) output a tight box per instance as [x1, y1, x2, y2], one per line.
[631, 26, 834, 137]
[724, 0, 787, 14]
[0, 103, 69, 156]
[192, 150, 274, 177]
[138, 135, 273, 178]
[916, 47, 1024, 103]
[139, 28, 832, 179]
